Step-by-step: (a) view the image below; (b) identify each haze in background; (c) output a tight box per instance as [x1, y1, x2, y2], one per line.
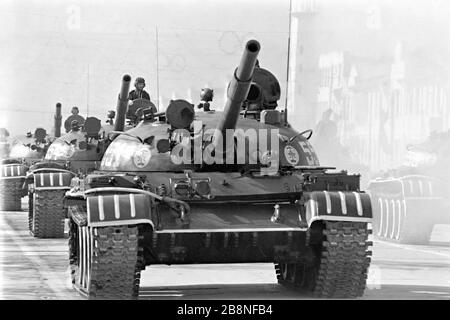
[0, 0, 289, 136]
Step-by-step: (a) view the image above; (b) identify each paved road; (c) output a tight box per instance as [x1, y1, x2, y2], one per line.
[1, 201, 450, 300]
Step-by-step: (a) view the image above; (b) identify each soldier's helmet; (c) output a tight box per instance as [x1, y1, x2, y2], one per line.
[200, 88, 214, 102]
[135, 77, 146, 87]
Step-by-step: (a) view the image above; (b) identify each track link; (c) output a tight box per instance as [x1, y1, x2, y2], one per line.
[31, 190, 66, 238]
[70, 215, 143, 299]
[313, 221, 372, 298]
[275, 221, 372, 298]
[0, 178, 24, 211]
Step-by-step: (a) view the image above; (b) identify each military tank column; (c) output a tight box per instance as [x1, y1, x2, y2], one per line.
[25, 75, 153, 239]
[62, 40, 373, 299]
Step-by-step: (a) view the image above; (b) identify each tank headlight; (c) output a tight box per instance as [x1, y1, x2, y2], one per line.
[194, 180, 211, 196]
[174, 180, 190, 196]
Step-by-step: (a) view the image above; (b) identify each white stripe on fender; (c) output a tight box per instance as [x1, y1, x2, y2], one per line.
[40, 173, 44, 187]
[323, 191, 331, 214]
[408, 180, 414, 194]
[16, 166, 20, 175]
[3, 167, 6, 176]
[395, 200, 402, 240]
[78, 227, 83, 286]
[10, 166, 14, 176]
[384, 199, 389, 238]
[338, 191, 347, 215]
[49, 173, 54, 186]
[353, 192, 363, 216]
[378, 198, 383, 237]
[310, 199, 317, 217]
[59, 172, 63, 186]
[114, 195, 120, 219]
[418, 180, 423, 196]
[428, 181, 433, 196]
[390, 199, 396, 239]
[98, 196, 105, 221]
[129, 194, 136, 218]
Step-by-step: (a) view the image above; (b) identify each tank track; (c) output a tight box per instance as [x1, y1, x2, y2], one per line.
[275, 221, 372, 298]
[31, 190, 66, 238]
[0, 178, 24, 211]
[28, 193, 33, 231]
[70, 223, 143, 299]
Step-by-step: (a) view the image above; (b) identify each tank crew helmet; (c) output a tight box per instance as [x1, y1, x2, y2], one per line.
[71, 106, 80, 115]
[107, 110, 116, 119]
[71, 120, 81, 131]
[200, 88, 214, 102]
[134, 77, 146, 88]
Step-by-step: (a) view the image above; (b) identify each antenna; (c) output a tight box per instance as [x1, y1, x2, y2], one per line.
[155, 25, 160, 111]
[284, 0, 293, 125]
[87, 64, 90, 117]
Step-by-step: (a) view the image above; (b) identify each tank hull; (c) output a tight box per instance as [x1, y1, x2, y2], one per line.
[368, 175, 450, 244]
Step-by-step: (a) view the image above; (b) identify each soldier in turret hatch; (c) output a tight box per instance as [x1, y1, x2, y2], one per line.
[129, 77, 151, 101]
[69, 120, 82, 133]
[64, 107, 85, 133]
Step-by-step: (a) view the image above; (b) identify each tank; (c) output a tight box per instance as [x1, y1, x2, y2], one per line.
[0, 125, 54, 211]
[25, 75, 148, 238]
[0, 128, 10, 159]
[65, 40, 373, 299]
[367, 130, 450, 244]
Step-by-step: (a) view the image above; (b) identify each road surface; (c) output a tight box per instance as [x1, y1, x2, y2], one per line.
[1, 200, 450, 300]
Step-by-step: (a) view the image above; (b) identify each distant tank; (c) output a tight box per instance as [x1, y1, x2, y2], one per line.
[367, 130, 450, 244]
[25, 75, 153, 238]
[65, 40, 373, 299]
[0, 128, 10, 159]
[0, 123, 54, 211]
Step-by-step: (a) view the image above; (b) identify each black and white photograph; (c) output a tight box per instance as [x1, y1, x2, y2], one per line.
[0, 0, 449, 304]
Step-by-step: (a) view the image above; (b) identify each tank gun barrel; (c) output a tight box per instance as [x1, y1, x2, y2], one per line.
[114, 74, 132, 132]
[54, 103, 62, 138]
[213, 40, 260, 147]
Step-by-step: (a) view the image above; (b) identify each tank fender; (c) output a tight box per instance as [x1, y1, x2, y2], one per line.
[0, 163, 27, 180]
[304, 191, 372, 227]
[33, 171, 75, 191]
[86, 193, 154, 228]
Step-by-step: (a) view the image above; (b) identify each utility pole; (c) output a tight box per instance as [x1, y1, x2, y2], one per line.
[155, 25, 160, 111]
[87, 64, 90, 117]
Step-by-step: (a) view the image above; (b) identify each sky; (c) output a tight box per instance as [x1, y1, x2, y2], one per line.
[0, 0, 290, 136]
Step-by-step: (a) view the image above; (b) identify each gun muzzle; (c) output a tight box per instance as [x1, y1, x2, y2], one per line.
[114, 74, 132, 132]
[213, 40, 260, 149]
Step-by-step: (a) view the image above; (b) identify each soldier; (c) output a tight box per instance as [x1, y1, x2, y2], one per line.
[64, 107, 85, 133]
[129, 77, 151, 101]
